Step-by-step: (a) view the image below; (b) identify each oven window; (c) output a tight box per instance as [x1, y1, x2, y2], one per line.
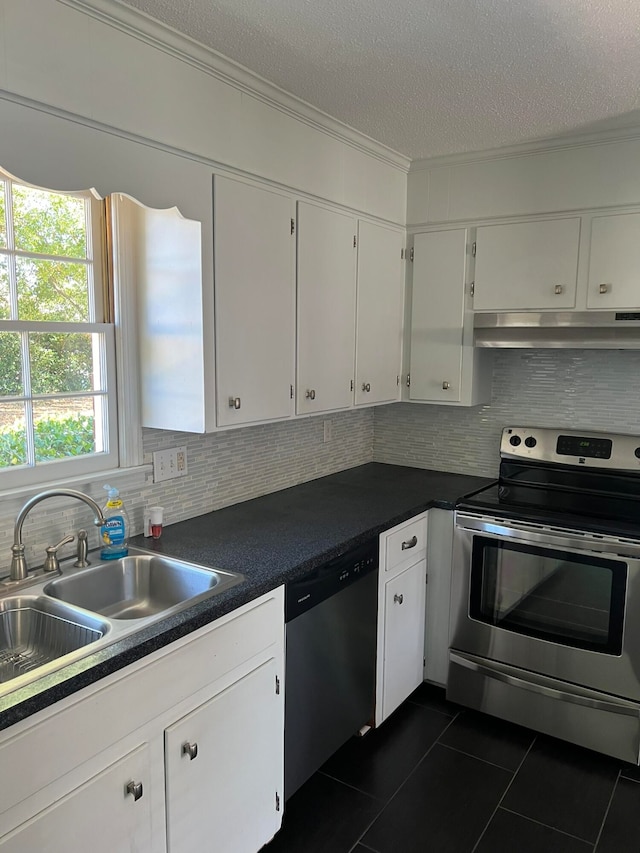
[469, 537, 626, 654]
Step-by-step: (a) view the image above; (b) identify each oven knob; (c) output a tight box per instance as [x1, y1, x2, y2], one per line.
[509, 435, 521, 447]
[525, 436, 537, 448]
[635, 447, 640, 459]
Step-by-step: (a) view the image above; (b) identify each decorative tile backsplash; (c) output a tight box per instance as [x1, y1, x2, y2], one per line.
[0, 409, 374, 568]
[374, 349, 640, 477]
[2, 349, 640, 570]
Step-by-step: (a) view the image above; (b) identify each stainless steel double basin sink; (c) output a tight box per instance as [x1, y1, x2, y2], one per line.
[0, 549, 244, 698]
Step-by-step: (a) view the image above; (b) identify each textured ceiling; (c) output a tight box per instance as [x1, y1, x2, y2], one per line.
[116, 0, 640, 160]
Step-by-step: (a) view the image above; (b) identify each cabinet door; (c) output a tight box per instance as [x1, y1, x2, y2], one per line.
[382, 559, 426, 721]
[474, 218, 580, 310]
[0, 744, 152, 853]
[354, 221, 403, 405]
[214, 175, 296, 426]
[587, 213, 640, 309]
[165, 658, 283, 853]
[296, 201, 357, 414]
[409, 229, 467, 402]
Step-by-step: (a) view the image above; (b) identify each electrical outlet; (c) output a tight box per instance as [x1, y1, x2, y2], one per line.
[153, 446, 188, 483]
[176, 446, 188, 474]
[323, 420, 332, 443]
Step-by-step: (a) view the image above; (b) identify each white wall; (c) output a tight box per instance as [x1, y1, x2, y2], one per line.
[0, 0, 407, 223]
[408, 133, 640, 226]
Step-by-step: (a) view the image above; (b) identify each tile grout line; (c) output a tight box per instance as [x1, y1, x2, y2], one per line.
[592, 768, 622, 852]
[349, 710, 464, 851]
[470, 734, 538, 853]
[499, 806, 596, 847]
[437, 739, 532, 775]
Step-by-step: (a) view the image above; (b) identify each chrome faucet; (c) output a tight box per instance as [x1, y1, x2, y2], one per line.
[9, 489, 107, 582]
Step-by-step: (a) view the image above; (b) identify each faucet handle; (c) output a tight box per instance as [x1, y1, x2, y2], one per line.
[43, 535, 75, 574]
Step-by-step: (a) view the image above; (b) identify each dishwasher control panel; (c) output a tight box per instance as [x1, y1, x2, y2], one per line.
[285, 538, 379, 621]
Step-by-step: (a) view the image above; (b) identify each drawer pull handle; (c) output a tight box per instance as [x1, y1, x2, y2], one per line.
[229, 396, 241, 410]
[442, 381, 451, 390]
[401, 536, 418, 550]
[599, 283, 611, 294]
[182, 741, 199, 761]
[125, 780, 143, 802]
[305, 389, 316, 400]
[362, 382, 371, 392]
[554, 284, 564, 295]
[394, 593, 404, 605]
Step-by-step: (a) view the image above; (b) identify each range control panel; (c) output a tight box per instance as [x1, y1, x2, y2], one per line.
[501, 426, 640, 471]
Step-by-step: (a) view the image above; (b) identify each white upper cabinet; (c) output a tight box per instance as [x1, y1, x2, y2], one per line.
[296, 201, 357, 415]
[409, 229, 491, 406]
[354, 221, 404, 406]
[587, 213, 640, 310]
[473, 218, 581, 311]
[214, 176, 296, 427]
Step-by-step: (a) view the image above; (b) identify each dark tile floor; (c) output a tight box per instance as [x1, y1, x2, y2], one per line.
[263, 684, 640, 852]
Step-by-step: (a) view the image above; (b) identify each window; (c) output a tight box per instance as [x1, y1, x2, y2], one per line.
[0, 168, 118, 488]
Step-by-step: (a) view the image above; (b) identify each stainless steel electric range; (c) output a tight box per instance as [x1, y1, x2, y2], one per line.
[448, 426, 640, 763]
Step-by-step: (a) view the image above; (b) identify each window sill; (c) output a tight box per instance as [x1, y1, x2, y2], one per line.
[0, 465, 152, 518]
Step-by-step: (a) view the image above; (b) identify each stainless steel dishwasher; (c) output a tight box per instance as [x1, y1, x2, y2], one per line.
[284, 538, 378, 799]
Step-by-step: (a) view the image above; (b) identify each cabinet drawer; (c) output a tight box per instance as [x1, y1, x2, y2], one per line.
[384, 516, 427, 572]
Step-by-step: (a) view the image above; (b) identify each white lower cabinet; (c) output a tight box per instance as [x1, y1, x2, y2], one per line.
[376, 514, 428, 725]
[381, 560, 427, 721]
[165, 658, 282, 853]
[0, 587, 284, 853]
[0, 743, 152, 853]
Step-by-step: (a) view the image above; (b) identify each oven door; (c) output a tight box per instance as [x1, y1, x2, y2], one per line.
[450, 512, 640, 701]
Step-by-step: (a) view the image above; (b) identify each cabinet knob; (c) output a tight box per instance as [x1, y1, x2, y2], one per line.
[401, 535, 418, 550]
[305, 389, 316, 400]
[599, 283, 611, 294]
[554, 284, 564, 295]
[228, 396, 241, 410]
[362, 382, 371, 392]
[442, 381, 451, 390]
[394, 593, 404, 605]
[182, 741, 199, 761]
[125, 780, 144, 801]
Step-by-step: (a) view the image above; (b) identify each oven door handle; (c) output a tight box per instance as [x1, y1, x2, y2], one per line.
[450, 652, 640, 718]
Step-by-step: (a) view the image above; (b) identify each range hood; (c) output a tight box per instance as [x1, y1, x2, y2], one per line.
[474, 311, 640, 349]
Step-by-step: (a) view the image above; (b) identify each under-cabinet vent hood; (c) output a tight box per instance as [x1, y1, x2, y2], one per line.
[474, 312, 640, 349]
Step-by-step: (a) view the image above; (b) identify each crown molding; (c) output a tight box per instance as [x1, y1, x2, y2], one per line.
[59, 0, 410, 172]
[410, 124, 640, 172]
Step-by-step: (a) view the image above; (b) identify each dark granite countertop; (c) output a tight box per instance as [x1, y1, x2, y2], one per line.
[0, 463, 493, 730]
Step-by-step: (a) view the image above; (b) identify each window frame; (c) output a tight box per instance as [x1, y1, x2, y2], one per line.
[0, 169, 127, 490]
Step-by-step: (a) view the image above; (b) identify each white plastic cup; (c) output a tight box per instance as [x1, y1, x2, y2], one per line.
[149, 506, 164, 539]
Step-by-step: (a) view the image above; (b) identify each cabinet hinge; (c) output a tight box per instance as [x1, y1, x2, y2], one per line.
[275, 675, 281, 695]
[423, 657, 426, 668]
[350, 379, 354, 391]
[276, 792, 281, 812]
[291, 218, 295, 235]
[401, 247, 406, 260]
[396, 375, 400, 386]
[290, 384, 294, 400]
[353, 235, 357, 248]
[469, 281, 475, 297]
[409, 247, 414, 262]
[406, 373, 411, 387]
[472, 240, 476, 257]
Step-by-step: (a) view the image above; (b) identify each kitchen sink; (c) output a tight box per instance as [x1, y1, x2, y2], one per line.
[44, 552, 243, 620]
[0, 596, 109, 685]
